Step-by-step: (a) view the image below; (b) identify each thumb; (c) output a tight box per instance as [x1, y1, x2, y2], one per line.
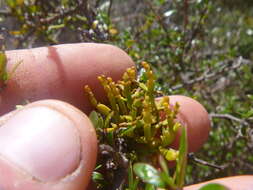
[0, 100, 97, 190]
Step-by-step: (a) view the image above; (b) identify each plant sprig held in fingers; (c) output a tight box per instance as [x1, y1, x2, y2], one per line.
[85, 62, 188, 190]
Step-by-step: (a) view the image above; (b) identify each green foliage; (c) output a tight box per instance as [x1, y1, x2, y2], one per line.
[0, 37, 19, 88]
[133, 163, 166, 188]
[0, 37, 22, 88]
[0, 50, 8, 82]
[132, 126, 188, 190]
[0, 35, 8, 85]
[87, 62, 187, 190]
[199, 183, 229, 190]
[1, 0, 253, 188]
[175, 127, 187, 188]
[1, 0, 115, 47]
[106, 0, 253, 185]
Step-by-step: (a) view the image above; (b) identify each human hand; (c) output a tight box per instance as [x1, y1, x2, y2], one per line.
[0, 43, 251, 190]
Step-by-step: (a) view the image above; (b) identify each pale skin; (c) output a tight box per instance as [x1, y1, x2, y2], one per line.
[0, 43, 251, 190]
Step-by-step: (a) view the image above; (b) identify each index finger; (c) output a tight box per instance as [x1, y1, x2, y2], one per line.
[1, 43, 134, 115]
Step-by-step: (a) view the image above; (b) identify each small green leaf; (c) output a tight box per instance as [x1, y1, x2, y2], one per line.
[106, 130, 114, 146]
[199, 183, 229, 190]
[89, 111, 104, 129]
[133, 163, 165, 188]
[240, 108, 253, 118]
[158, 155, 169, 175]
[174, 127, 188, 188]
[119, 126, 136, 137]
[104, 111, 114, 128]
[138, 68, 148, 82]
[92, 171, 104, 182]
[48, 24, 65, 31]
[128, 162, 139, 190]
[160, 172, 176, 189]
[0, 51, 7, 81]
[139, 82, 148, 91]
[94, 164, 102, 170]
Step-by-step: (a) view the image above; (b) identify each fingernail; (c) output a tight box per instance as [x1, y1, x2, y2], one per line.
[0, 106, 81, 182]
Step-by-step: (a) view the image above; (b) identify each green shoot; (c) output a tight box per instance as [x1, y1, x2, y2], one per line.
[85, 62, 188, 190]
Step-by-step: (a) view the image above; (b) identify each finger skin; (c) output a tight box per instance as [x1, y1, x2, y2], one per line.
[1, 43, 134, 115]
[0, 100, 97, 190]
[184, 175, 253, 190]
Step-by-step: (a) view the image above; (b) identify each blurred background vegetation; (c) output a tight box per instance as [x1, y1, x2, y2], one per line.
[0, 0, 252, 186]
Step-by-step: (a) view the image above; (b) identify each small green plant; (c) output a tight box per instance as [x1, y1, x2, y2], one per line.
[0, 35, 22, 90]
[0, 36, 8, 87]
[85, 62, 188, 190]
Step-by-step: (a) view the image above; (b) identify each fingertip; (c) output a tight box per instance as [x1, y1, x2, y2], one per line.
[1, 43, 135, 115]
